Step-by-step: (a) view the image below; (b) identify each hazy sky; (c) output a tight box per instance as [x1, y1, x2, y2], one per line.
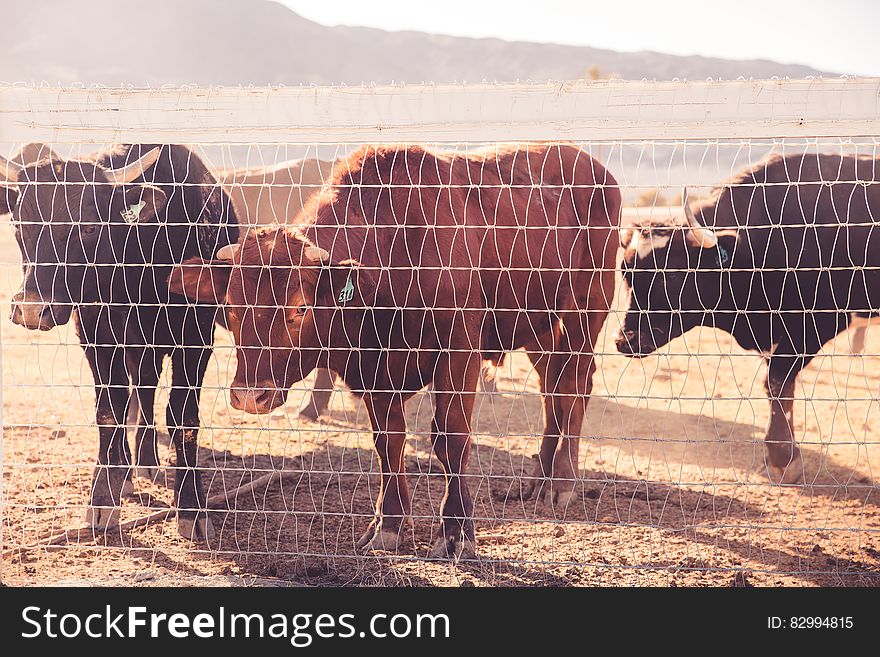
[281, 0, 879, 76]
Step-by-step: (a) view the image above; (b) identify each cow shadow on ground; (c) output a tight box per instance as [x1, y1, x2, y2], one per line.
[477, 386, 877, 504]
[75, 386, 878, 587]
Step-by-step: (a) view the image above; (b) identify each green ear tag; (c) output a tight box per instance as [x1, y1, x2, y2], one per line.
[338, 274, 355, 304]
[121, 200, 146, 224]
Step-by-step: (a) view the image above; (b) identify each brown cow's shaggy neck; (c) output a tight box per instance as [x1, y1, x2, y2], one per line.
[299, 148, 379, 264]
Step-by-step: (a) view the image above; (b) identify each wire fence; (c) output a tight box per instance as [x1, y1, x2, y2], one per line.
[1, 80, 879, 586]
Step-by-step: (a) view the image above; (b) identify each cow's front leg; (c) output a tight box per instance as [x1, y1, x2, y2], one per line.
[126, 348, 164, 481]
[428, 350, 480, 560]
[167, 347, 214, 542]
[357, 394, 410, 552]
[764, 351, 806, 484]
[82, 341, 132, 530]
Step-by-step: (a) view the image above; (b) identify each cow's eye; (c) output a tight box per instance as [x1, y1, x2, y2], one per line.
[81, 223, 97, 235]
[289, 305, 308, 321]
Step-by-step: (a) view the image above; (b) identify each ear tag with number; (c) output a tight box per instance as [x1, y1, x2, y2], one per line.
[338, 274, 355, 304]
[121, 200, 146, 224]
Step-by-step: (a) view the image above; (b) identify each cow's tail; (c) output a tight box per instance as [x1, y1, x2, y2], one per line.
[568, 148, 622, 233]
[572, 156, 622, 322]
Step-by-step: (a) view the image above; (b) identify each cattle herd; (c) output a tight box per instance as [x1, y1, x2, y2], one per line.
[0, 142, 877, 560]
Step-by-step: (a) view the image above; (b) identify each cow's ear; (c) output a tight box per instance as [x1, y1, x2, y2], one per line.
[168, 257, 231, 304]
[0, 185, 19, 216]
[619, 226, 635, 249]
[320, 259, 377, 308]
[119, 184, 168, 223]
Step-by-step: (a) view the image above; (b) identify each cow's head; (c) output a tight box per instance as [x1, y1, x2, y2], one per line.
[1, 148, 167, 330]
[615, 189, 735, 357]
[168, 229, 376, 414]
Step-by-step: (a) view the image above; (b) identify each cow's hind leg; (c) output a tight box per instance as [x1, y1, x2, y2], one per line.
[81, 322, 132, 530]
[543, 354, 593, 509]
[522, 349, 590, 508]
[300, 368, 336, 420]
[428, 350, 480, 560]
[167, 347, 215, 542]
[521, 306, 603, 508]
[520, 330, 558, 502]
[357, 393, 410, 552]
[125, 348, 164, 481]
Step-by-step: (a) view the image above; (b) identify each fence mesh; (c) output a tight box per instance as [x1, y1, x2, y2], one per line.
[1, 82, 879, 587]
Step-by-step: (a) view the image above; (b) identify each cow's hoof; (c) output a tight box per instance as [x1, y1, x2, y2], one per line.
[551, 488, 577, 510]
[355, 523, 377, 549]
[178, 513, 216, 543]
[517, 480, 539, 501]
[85, 504, 120, 531]
[518, 470, 549, 502]
[430, 536, 477, 561]
[766, 454, 804, 485]
[357, 528, 402, 553]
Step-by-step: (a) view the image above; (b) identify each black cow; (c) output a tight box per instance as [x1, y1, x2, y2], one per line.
[0, 144, 238, 540]
[615, 153, 880, 484]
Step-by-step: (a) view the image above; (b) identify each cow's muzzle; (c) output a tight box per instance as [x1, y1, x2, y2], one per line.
[614, 328, 657, 358]
[230, 380, 288, 414]
[10, 292, 72, 331]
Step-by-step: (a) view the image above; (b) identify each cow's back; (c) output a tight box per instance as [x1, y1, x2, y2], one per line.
[461, 144, 620, 351]
[705, 152, 880, 346]
[220, 158, 335, 226]
[311, 144, 619, 366]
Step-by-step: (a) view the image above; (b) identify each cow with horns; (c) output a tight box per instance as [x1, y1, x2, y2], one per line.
[0, 144, 238, 541]
[169, 143, 620, 558]
[216, 156, 345, 420]
[216, 156, 500, 420]
[616, 153, 880, 484]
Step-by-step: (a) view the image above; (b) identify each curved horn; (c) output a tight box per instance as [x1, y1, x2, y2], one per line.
[0, 155, 23, 182]
[102, 147, 161, 185]
[682, 187, 717, 249]
[216, 243, 241, 261]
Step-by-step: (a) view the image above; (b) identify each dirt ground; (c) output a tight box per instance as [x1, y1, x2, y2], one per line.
[1, 226, 879, 587]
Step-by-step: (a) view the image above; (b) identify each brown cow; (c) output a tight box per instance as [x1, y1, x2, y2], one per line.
[217, 158, 340, 420]
[217, 157, 335, 227]
[218, 155, 498, 419]
[170, 143, 620, 558]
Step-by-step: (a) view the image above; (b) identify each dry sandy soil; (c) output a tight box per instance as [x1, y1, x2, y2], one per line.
[1, 224, 879, 588]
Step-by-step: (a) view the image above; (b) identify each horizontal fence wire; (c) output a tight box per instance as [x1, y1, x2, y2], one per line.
[1, 81, 880, 587]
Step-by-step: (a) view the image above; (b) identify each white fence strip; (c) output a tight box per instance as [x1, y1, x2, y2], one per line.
[1, 78, 879, 144]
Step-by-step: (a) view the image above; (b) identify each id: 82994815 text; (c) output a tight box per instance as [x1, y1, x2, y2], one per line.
[768, 617, 853, 630]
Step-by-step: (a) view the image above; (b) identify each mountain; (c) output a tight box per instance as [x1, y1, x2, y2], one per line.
[1, 0, 833, 86]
